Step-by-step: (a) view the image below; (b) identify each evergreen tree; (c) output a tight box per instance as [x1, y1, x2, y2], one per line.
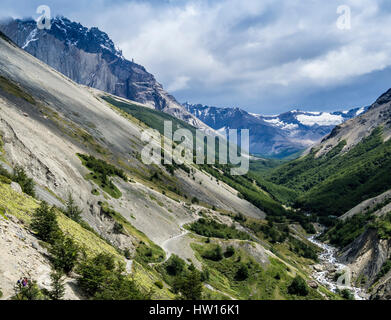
[13, 165, 35, 197]
[176, 270, 203, 300]
[64, 193, 82, 222]
[50, 236, 80, 274]
[48, 271, 65, 300]
[31, 202, 61, 244]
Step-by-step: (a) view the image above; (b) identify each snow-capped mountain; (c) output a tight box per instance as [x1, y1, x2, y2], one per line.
[184, 103, 368, 157]
[0, 17, 213, 132]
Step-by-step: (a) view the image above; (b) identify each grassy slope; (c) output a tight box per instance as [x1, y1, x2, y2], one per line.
[267, 127, 391, 216]
[0, 181, 174, 299]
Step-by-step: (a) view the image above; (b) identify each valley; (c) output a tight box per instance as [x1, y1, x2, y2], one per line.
[0, 14, 391, 301]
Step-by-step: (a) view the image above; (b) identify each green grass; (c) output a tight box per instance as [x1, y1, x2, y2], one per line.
[192, 242, 324, 300]
[187, 218, 251, 240]
[102, 96, 197, 137]
[78, 153, 125, 199]
[0, 75, 36, 105]
[269, 127, 391, 216]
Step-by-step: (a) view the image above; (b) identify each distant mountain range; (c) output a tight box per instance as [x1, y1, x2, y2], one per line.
[0, 17, 212, 132]
[184, 103, 368, 157]
[0, 16, 369, 158]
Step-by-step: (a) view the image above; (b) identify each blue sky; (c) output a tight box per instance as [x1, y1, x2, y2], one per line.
[1, 0, 391, 114]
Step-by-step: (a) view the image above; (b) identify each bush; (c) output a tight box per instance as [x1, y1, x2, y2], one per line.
[154, 281, 164, 289]
[0, 175, 11, 184]
[224, 246, 235, 258]
[235, 263, 249, 281]
[12, 165, 35, 197]
[166, 255, 185, 276]
[12, 279, 42, 300]
[113, 222, 124, 234]
[31, 202, 61, 244]
[288, 276, 309, 296]
[202, 245, 223, 261]
[338, 288, 354, 300]
[189, 218, 251, 240]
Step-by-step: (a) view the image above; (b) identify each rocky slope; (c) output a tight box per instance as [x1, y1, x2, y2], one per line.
[0, 31, 341, 300]
[0, 17, 213, 133]
[184, 102, 366, 157]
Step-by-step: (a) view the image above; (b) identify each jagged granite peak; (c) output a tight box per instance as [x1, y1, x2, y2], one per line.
[184, 102, 367, 157]
[0, 16, 213, 132]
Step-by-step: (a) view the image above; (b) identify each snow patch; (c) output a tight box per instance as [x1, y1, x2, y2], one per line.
[296, 113, 344, 126]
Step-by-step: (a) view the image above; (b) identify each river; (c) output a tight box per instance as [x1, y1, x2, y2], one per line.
[307, 235, 368, 300]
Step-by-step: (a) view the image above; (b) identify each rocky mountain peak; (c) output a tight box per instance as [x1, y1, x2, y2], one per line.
[0, 16, 212, 132]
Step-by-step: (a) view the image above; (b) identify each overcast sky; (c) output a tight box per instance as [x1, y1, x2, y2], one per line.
[1, 0, 391, 114]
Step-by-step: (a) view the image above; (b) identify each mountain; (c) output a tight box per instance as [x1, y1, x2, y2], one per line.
[0, 31, 337, 300]
[0, 17, 212, 132]
[184, 102, 367, 158]
[260, 87, 391, 299]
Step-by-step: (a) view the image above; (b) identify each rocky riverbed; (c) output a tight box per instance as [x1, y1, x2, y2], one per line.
[308, 235, 369, 300]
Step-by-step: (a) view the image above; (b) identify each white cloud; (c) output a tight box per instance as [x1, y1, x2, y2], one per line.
[2, 0, 391, 113]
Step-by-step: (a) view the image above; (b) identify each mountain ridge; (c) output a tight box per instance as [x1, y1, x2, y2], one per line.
[0, 16, 214, 134]
[184, 102, 368, 157]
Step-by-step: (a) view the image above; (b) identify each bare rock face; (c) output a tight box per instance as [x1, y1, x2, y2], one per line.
[0, 17, 211, 131]
[339, 229, 391, 289]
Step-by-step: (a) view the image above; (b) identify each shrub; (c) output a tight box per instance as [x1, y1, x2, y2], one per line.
[12, 279, 42, 300]
[235, 263, 249, 281]
[202, 245, 223, 261]
[288, 276, 309, 296]
[224, 246, 235, 258]
[154, 281, 164, 289]
[166, 255, 186, 276]
[189, 218, 251, 240]
[113, 222, 124, 234]
[31, 202, 61, 244]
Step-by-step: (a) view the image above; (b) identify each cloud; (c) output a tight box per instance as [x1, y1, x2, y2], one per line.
[1, 0, 391, 113]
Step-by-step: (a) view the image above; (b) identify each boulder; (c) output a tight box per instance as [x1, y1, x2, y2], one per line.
[308, 280, 319, 289]
[10, 182, 22, 193]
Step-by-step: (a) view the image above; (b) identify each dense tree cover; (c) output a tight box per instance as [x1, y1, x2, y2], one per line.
[160, 255, 205, 300]
[77, 253, 150, 300]
[321, 213, 374, 248]
[189, 218, 251, 240]
[269, 127, 391, 217]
